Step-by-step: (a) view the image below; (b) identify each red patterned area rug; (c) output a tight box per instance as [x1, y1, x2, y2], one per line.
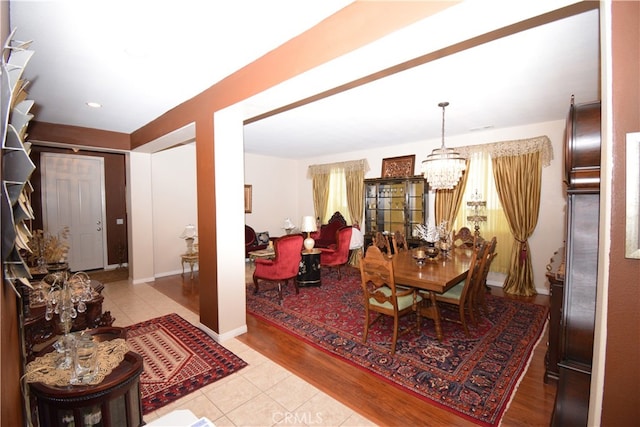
[246, 270, 547, 426]
[126, 313, 247, 414]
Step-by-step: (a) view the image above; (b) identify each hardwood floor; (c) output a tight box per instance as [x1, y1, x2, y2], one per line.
[149, 267, 557, 426]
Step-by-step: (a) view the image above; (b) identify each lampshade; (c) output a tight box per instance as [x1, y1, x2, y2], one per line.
[421, 102, 466, 190]
[179, 224, 197, 239]
[300, 216, 317, 250]
[300, 216, 317, 233]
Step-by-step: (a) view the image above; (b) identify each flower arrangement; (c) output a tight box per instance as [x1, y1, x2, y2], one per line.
[414, 220, 450, 244]
[27, 226, 71, 265]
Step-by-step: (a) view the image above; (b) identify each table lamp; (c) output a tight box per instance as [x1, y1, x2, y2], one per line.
[300, 216, 317, 251]
[179, 224, 197, 254]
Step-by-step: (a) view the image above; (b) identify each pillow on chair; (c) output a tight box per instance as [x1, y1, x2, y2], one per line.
[256, 231, 270, 245]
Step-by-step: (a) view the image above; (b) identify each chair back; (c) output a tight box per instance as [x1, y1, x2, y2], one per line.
[333, 226, 353, 260]
[459, 241, 488, 302]
[453, 227, 474, 249]
[373, 231, 391, 254]
[390, 230, 408, 253]
[358, 245, 399, 309]
[245, 225, 257, 246]
[269, 234, 303, 278]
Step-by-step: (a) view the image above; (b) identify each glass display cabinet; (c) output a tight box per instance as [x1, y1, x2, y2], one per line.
[363, 175, 428, 247]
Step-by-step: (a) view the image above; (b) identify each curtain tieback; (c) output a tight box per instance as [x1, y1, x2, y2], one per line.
[515, 239, 528, 265]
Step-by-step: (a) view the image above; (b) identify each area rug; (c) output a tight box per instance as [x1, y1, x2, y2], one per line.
[86, 267, 129, 283]
[125, 313, 248, 414]
[246, 270, 547, 426]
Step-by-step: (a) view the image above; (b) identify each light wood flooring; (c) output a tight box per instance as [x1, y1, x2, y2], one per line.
[149, 265, 557, 426]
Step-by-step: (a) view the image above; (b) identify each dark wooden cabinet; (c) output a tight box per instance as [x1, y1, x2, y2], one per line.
[551, 98, 600, 427]
[545, 247, 565, 383]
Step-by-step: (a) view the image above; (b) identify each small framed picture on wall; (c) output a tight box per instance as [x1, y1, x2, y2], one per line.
[244, 185, 252, 213]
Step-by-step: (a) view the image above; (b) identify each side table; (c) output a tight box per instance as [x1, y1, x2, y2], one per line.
[181, 253, 199, 279]
[297, 249, 321, 287]
[29, 327, 144, 427]
[248, 248, 275, 261]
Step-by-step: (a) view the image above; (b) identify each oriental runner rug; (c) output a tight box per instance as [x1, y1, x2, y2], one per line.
[246, 270, 547, 426]
[126, 313, 247, 414]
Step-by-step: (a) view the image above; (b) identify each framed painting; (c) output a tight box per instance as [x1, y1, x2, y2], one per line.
[244, 185, 252, 213]
[381, 155, 415, 178]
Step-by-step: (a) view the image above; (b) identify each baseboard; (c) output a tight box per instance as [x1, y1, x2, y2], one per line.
[199, 322, 248, 343]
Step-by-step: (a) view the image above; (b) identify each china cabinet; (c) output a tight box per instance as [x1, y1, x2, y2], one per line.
[551, 98, 600, 427]
[363, 175, 428, 247]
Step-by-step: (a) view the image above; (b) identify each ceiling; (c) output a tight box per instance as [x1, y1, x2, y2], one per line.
[9, 1, 600, 159]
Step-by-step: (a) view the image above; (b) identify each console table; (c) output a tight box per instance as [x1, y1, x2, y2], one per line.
[29, 327, 143, 427]
[297, 249, 321, 287]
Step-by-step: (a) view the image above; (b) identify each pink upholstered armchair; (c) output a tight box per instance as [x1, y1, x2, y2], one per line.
[319, 226, 352, 279]
[252, 234, 303, 302]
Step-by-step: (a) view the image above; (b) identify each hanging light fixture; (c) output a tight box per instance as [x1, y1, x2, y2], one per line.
[421, 101, 466, 190]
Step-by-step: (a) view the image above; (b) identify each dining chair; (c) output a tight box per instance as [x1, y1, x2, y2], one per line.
[390, 230, 408, 254]
[358, 245, 422, 354]
[318, 226, 352, 279]
[473, 236, 497, 318]
[433, 242, 488, 336]
[452, 227, 475, 249]
[372, 231, 391, 254]
[252, 234, 303, 303]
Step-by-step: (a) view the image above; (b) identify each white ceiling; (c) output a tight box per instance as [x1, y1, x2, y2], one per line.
[9, 1, 600, 159]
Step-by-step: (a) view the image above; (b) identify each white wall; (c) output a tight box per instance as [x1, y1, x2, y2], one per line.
[244, 153, 301, 237]
[151, 143, 198, 277]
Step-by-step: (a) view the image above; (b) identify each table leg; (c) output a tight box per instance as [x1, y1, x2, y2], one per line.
[181, 259, 185, 275]
[419, 293, 444, 341]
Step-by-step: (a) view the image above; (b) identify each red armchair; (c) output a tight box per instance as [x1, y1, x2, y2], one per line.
[319, 226, 352, 279]
[252, 234, 303, 302]
[312, 211, 347, 248]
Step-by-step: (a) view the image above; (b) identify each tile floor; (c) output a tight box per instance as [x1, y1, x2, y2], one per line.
[101, 279, 376, 427]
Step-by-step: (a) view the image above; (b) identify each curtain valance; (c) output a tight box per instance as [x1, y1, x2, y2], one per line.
[307, 159, 369, 178]
[457, 135, 553, 167]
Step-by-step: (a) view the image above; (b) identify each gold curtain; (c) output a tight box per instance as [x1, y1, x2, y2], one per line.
[311, 173, 330, 222]
[434, 159, 471, 228]
[308, 159, 368, 222]
[345, 168, 365, 227]
[492, 151, 543, 296]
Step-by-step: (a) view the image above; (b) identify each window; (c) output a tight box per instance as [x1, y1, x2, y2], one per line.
[452, 151, 512, 274]
[324, 168, 352, 224]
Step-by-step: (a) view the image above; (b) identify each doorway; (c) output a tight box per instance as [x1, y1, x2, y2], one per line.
[41, 153, 107, 271]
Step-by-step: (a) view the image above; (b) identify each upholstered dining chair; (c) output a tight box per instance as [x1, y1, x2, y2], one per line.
[319, 226, 352, 279]
[472, 236, 497, 318]
[252, 234, 303, 303]
[358, 245, 422, 354]
[432, 242, 488, 336]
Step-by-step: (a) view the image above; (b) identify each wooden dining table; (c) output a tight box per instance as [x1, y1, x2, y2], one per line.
[392, 248, 474, 341]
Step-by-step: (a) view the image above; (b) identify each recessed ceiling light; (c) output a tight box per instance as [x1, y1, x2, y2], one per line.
[86, 102, 102, 108]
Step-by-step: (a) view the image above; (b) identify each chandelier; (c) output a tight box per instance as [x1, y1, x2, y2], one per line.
[421, 102, 466, 190]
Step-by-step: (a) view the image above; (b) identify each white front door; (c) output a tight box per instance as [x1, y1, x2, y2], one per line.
[41, 153, 106, 271]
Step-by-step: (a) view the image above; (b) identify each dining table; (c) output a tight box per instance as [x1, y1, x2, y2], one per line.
[392, 248, 474, 341]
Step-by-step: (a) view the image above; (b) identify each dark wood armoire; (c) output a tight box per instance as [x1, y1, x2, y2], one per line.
[551, 98, 601, 426]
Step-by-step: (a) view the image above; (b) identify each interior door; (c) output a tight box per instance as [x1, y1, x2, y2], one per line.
[41, 153, 106, 271]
